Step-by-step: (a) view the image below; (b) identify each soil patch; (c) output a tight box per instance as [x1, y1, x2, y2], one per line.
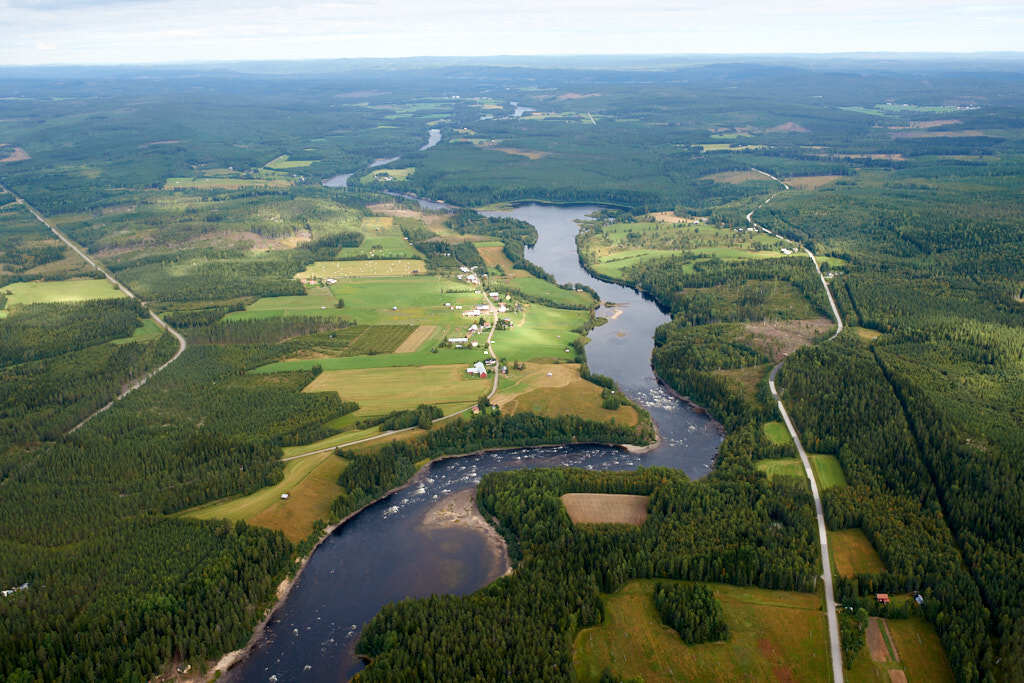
[561, 493, 649, 525]
[647, 211, 706, 224]
[394, 324, 435, 353]
[767, 122, 810, 133]
[0, 146, 30, 163]
[867, 618, 891, 662]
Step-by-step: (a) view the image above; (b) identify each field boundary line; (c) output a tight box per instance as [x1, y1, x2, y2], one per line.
[0, 183, 188, 433]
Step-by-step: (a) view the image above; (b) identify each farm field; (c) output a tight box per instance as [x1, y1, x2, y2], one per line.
[499, 272, 595, 308]
[327, 275, 480, 326]
[847, 617, 953, 683]
[561, 493, 649, 525]
[502, 374, 639, 425]
[254, 346, 485, 373]
[163, 176, 291, 190]
[183, 452, 348, 541]
[0, 277, 126, 309]
[302, 364, 488, 417]
[574, 580, 829, 682]
[829, 529, 886, 577]
[296, 259, 427, 278]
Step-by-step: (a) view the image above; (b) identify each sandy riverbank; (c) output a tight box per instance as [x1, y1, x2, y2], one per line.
[421, 487, 511, 580]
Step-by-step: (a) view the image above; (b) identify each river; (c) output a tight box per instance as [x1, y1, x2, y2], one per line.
[226, 204, 721, 683]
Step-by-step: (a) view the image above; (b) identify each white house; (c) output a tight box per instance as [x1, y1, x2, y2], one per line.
[489, 292, 500, 298]
[448, 337, 469, 343]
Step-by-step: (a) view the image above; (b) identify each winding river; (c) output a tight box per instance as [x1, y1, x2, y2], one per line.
[226, 204, 721, 683]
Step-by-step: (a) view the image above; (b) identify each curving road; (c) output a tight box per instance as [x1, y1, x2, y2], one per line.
[748, 170, 845, 682]
[0, 183, 188, 434]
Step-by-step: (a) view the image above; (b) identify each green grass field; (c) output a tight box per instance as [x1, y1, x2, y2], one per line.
[810, 454, 848, 489]
[163, 176, 291, 190]
[491, 304, 589, 362]
[226, 285, 347, 319]
[574, 579, 829, 682]
[1, 278, 126, 310]
[829, 529, 886, 577]
[326, 275, 480, 326]
[501, 272, 595, 308]
[763, 421, 792, 445]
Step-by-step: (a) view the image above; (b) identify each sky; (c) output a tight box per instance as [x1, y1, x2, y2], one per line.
[2, 0, 1023, 66]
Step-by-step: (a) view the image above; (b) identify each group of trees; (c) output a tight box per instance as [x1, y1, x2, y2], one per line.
[653, 583, 729, 644]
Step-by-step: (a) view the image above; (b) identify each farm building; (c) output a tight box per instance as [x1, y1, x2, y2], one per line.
[875, 593, 890, 605]
[448, 337, 469, 343]
[466, 361, 487, 375]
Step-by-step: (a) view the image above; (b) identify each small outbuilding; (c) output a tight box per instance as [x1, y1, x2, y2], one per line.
[875, 593, 890, 605]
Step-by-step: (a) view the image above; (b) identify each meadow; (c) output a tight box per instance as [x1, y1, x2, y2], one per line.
[574, 580, 829, 682]
[296, 259, 427, 278]
[490, 304, 589, 362]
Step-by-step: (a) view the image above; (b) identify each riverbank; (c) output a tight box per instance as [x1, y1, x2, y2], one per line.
[207, 436, 652, 681]
[422, 488, 511, 580]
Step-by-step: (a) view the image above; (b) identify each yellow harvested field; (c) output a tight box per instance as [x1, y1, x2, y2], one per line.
[163, 177, 291, 190]
[562, 493, 649, 525]
[786, 175, 844, 190]
[490, 147, 550, 160]
[303, 364, 485, 416]
[647, 211, 705, 224]
[394, 324, 436, 353]
[495, 363, 639, 426]
[296, 259, 427, 278]
[248, 455, 350, 542]
[702, 170, 767, 184]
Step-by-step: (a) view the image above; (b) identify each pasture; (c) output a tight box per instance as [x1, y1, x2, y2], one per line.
[111, 318, 163, 345]
[829, 529, 886, 577]
[253, 346, 484, 373]
[561, 494, 649, 525]
[327, 275, 480, 326]
[163, 176, 291, 190]
[501, 273, 595, 308]
[1, 278, 126, 308]
[302, 364, 486, 417]
[574, 580, 829, 682]
[493, 362, 637, 425]
[786, 175, 843, 190]
[297, 259, 427, 278]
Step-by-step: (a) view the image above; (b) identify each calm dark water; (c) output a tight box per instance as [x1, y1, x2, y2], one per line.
[227, 204, 721, 683]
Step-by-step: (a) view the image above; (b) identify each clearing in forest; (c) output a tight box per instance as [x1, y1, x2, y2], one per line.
[0, 146, 30, 163]
[755, 458, 806, 483]
[743, 317, 835, 361]
[810, 454, 847, 489]
[562, 494, 649, 526]
[829, 529, 886, 577]
[489, 147, 550, 160]
[1, 278, 126, 308]
[849, 616, 953, 683]
[785, 175, 844, 190]
[574, 580, 829, 682]
[702, 170, 770, 184]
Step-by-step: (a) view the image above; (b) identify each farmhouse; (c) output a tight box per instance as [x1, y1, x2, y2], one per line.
[466, 361, 487, 375]
[875, 593, 891, 605]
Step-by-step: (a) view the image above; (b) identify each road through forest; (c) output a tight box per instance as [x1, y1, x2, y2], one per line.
[747, 169, 846, 683]
[0, 183, 188, 433]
